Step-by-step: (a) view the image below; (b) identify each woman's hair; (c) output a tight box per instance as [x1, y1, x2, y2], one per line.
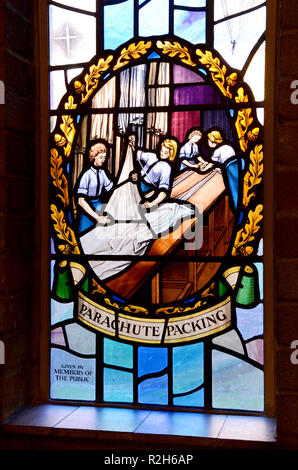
[188, 129, 202, 140]
[207, 130, 223, 145]
[161, 139, 178, 162]
[89, 142, 107, 163]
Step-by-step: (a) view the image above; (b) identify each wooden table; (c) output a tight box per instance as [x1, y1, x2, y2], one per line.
[107, 169, 226, 298]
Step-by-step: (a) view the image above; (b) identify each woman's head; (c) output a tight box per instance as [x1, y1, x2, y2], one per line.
[160, 139, 178, 162]
[188, 129, 202, 144]
[207, 130, 223, 148]
[89, 142, 107, 166]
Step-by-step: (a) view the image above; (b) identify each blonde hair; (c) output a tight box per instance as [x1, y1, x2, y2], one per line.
[161, 139, 178, 162]
[207, 130, 223, 145]
[188, 129, 202, 140]
[89, 142, 107, 163]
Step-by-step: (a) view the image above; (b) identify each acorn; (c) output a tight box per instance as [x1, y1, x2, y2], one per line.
[226, 72, 238, 86]
[54, 134, 67, 147]
[247, 127, 260, 141]
[74, 80, 85, 93]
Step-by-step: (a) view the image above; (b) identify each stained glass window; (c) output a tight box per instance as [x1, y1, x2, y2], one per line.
[49, 0, 266, 412]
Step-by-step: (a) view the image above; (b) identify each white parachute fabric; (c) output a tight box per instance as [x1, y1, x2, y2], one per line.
[104, 144, 143, 221]
[79, 144, 195, 281]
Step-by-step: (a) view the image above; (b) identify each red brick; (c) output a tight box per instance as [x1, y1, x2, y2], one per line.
[276, 170, 298, 211]
[5, 90, 35, 134]
[7, 0, 34, 21]
[277, 394, 298, 437]
[0, 291, 31, 334]
[277, 124, 298, 166]
[277, 350, 298, 392]
[0, 255, 33, 292]
[281, 0, 298, 28]
[277, 303, 298, 346]
[0, 4, 6, 46]
[0, 215, 35, 255]
[5, 8, 34, 61]
[0, 367, 27, 422]
[276, 218, 298, 257]
[6, 176, 34, 214]
[6, 52, 34, 101]
[280, 32, 298, 77]
[277, 260, 298, 300]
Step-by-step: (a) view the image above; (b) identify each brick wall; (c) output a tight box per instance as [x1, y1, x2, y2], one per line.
[0, 0, 35, 422]
[275, 0, 298, 449]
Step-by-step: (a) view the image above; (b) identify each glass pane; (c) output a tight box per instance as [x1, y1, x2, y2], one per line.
[67, 67, 84, 84]
[174, 10, 206, 44]
[174, 85, 221, 105]
[257, 107, 264, 125]
[138, 375, 168, 405]
[173, 343, 204, 394]
[52, 0, 96, 12]
[104, 368, 133, 402]
[212, 350, 264, 411]
[139, 0, 169, 37]
[244, 42, 265, 101]
[50, 348, 96, 400]
[49, 5, 96, 66]
[214, 0, 265, 22]
[104, 338, 133, 369]
[173, 64, 205, 84]
[138, 347, 168, 377]
[173, 388, 204, 407]
[214, 7, 266, 69]
[104, 0, 134, 50]
[50, 70, 66, 110]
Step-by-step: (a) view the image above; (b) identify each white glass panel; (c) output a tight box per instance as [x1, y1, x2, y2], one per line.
[50, 348, 96, 401]
[49, 5, 96, 66]
[139, 0, 169, 37]
[244, 42, 265, 102]
[50, 116, 57, 133]
[214, 7, 266, 70]
[50, 70, 67, 109]
[67, 67, 84, 84]
[214, 0, 265, 22]
[51, 0, 96, 12]
[256, 107, 264, 125]
[174, 10, 206, 44]
[104, 0, 134, 50]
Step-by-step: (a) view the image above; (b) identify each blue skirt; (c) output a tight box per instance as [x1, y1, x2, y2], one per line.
[78, 198, 102, 233]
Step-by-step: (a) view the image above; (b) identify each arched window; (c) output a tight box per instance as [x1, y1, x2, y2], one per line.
[48, 0, 270, 413]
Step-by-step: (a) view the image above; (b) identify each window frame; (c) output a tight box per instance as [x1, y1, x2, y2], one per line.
[34, 0, 277, 418]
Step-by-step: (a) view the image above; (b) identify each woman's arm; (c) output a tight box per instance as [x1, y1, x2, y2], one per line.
[78, 197, 109, 224]
[181, 159, 199, 169]
[142, 191, 167, 209]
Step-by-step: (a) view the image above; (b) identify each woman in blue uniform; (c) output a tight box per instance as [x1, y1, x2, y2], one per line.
[130, 138, 178, 209]
[77, 142, 114, 233]
[197, 129, 240, 212]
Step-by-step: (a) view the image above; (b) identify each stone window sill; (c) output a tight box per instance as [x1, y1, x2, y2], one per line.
[2, 404, 276, 450]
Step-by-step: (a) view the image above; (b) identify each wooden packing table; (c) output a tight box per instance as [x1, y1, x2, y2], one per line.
[106, 169, 226, 298]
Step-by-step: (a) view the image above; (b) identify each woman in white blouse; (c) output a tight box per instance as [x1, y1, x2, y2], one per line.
[198, 129, 239, 212]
